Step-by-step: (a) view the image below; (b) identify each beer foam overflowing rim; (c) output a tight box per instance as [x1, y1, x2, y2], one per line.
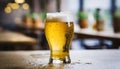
[46, 12, 74, 22]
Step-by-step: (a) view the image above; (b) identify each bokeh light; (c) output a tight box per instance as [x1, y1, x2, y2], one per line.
[4, 6, 12, 13]
[15, 0, 25, 4]
[22, 3, 29, 10]
[10, 3, 20, 10]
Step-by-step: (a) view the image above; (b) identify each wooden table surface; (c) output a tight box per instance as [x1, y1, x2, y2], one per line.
[74, 29, 120, 40]
[0, 31, 37, 45]
[74, 29, 120, 48]
[0, 50, 120, 69]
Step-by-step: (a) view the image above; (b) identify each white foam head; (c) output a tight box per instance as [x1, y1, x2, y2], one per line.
[46, 12, 74, 22]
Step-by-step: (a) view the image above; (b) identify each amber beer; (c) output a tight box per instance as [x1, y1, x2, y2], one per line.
[45, 13, 74, 64]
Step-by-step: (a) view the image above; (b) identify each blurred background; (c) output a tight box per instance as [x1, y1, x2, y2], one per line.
[0, 0, 120, 51]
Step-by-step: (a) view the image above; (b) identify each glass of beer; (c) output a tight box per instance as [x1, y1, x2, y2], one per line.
[45, 12, 74, 64]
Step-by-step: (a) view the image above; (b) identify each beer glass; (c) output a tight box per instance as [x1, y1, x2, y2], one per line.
[45, 12, 74, 64]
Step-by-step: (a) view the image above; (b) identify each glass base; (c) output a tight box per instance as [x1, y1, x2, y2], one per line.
[49, 56, 71, 64]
